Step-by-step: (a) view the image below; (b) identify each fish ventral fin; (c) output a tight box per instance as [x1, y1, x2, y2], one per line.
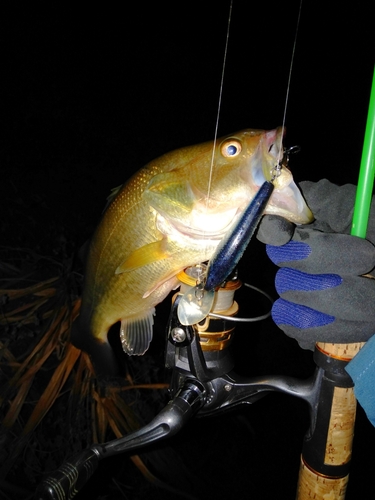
[120, 308, 155, 355]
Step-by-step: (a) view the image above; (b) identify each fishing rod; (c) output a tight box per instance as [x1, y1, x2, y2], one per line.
[296, 65, 375, 499]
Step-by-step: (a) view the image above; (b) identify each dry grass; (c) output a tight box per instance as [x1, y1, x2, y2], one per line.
[0, 246, 175, 499]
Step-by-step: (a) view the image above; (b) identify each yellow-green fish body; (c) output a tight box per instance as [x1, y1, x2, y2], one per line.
[72, 128, 312, 374]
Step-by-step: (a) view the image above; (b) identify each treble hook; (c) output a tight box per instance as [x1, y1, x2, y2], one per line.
[282, 144, 301, 166]
[271, 144, 300, 182]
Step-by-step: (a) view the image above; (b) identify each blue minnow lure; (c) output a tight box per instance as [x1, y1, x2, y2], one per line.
[205, 180, 274, 291]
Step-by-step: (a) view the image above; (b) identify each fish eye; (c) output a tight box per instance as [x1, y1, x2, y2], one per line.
[221, 140, 242, 158]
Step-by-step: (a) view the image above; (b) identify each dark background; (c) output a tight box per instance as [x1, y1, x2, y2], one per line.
[2, 1, 375, 499]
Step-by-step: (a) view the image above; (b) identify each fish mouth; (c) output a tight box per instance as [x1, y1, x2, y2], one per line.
[265, 127, 285, 165]
[251, 127, 313, 225]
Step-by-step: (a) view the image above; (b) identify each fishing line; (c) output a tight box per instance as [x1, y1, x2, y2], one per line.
[276, 0, 303, 166]
[178, 2, 304, 324]
[205, 0, 233, 212]
[206, 0, 303, 212]
[179, 1, 233, 316]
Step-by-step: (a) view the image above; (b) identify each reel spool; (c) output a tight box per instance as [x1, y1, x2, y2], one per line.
[176, 265, 241, 352]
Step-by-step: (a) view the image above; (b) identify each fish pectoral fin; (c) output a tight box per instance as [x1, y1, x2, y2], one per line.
[115, 240, 169, 274]
[120, 309, 155, 356]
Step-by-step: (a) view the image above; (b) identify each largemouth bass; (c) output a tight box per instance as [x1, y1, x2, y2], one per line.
[71, 128, 313, 375]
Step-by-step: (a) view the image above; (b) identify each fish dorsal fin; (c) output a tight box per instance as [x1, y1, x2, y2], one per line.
[103, 184, 123, 212]
[120, 308, 155, 355]
[115, 239, 169, 274]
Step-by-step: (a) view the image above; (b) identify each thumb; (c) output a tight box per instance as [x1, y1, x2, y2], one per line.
[257, 215, 295, 246]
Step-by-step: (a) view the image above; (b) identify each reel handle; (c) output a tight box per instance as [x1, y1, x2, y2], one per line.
[35, 447, 101, 500]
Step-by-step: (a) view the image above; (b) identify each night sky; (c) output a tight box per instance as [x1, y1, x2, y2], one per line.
[3, 1, 374, 239]
[2, 2, 375, 499]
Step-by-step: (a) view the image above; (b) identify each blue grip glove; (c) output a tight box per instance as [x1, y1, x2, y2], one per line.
[266, 233, 375, 349]
[257, 179, 375, 350]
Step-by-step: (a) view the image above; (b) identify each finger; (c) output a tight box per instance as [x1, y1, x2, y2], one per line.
[300, 180, 355, 233]
[266, 232, 375, 275]
[275, 269, 375, 322]
[272, 298, 335, 329]
[272, 298, 375, 351]
[301, 179, 375, 244]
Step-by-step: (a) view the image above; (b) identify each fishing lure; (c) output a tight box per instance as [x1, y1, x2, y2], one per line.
[177, 180, 274, 325]
[204, 180, 274, 291]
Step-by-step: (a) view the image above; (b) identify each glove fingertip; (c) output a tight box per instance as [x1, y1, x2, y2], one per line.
[266, 240, 311, 265]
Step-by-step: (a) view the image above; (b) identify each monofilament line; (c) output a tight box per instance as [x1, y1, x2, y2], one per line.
[277, 0, 303, 166]
[205, 0, 233, 209]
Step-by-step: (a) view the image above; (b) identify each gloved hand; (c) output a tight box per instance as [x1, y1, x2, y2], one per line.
[257, 179, 375, 350]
